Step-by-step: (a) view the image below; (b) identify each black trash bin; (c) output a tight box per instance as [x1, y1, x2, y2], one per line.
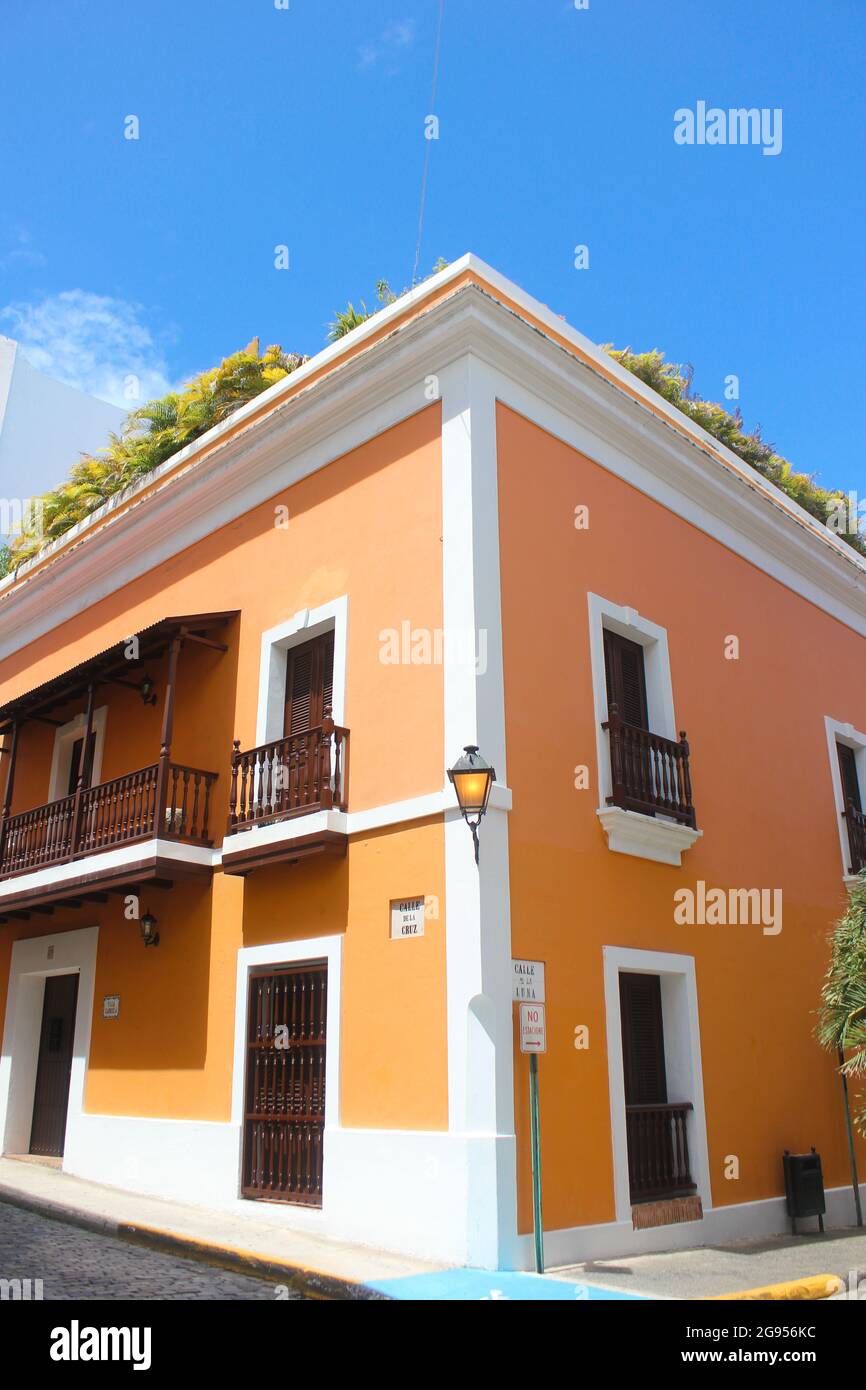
[783, 1148, 826, 1233]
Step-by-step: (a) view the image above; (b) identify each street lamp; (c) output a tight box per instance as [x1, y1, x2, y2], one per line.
[447, 744, 495, 864]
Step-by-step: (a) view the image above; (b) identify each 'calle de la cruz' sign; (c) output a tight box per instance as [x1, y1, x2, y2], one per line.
[390, 897, 426, 939]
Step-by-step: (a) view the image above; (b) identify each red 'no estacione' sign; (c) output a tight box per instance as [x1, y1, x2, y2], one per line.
[519, 1002, 547, 1054]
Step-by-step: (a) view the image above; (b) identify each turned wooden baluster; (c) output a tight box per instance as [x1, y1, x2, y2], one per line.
[320, 708, 334, 810]
[605, 703, 626, 807]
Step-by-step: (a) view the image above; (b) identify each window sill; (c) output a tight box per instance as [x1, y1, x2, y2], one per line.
[597, 806, 702, 867]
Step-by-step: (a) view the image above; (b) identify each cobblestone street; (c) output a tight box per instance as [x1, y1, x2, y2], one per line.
[0, 1201, 306, 1301]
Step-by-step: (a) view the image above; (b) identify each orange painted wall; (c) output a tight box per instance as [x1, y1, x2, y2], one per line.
[497, 403, 866, 1235]
[0, 405, 449, 1131]
[0, 403, 445, 814]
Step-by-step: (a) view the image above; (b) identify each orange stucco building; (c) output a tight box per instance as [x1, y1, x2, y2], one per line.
[0, 256, 863, 1268]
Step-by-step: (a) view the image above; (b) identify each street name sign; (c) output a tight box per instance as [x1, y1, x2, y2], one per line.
[512, 958, 545, 1001]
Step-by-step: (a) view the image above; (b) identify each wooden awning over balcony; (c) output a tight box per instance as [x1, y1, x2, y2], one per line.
[0, 612, 238, 734]
[0, 612, 237, 923]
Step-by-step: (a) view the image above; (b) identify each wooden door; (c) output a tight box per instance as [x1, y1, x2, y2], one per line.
[29, 974, 79, 1158]
[284, 633, 334, 736]
[603, 629, 649, 729]
[242, 965, 327, 1206]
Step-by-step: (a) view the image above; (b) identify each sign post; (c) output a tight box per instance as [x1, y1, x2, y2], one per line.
[518, 1000, 546, 1274]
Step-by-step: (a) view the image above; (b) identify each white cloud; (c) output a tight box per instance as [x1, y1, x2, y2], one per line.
[0, 226, 47, 272]
[0, 289, 172, 407]
[358, 18, 416, 70]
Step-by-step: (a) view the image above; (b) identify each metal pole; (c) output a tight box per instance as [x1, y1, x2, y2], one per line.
[839, 1046, 864, 1228]
[529, 1052, 544, 1273]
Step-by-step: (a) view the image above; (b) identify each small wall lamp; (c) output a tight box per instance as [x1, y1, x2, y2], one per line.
[447, 744, 495, 864]
[139, 912, 160, 948]
[139, 675, 157, 706]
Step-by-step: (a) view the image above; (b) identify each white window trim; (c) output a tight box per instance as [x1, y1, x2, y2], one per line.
[824, 714, 866, 882]
[587, 593, 701, 865]
[255, 596, 348, 746]
[603, 945, 711, 1223]
[48, 706, 108, 802]
[231, 934, 343, 1209]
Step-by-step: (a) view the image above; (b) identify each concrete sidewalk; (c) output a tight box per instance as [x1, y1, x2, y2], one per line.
[0, 1156, 439, 1299]
[0, 1157, 638, 1301]
[553, 1226, 866, 1300]
[2, 1157, 854, 1300]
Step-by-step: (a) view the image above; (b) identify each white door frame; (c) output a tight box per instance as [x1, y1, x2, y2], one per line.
[0, 925, 98, 1160]
[231, 934, 343, 1206]
[603, 944, 711, 1221]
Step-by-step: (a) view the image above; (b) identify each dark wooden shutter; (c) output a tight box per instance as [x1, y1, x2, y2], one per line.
[284, 632, 335, 736]
[604, 629, 649, 729]
[66, 732, 96, 796]
[620, 973, 667, 1106]
[838, 743, 862, 813]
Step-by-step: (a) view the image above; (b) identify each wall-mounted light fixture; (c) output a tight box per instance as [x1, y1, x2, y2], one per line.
[447, 744, 495, 865]
[139, 912, 160, 947]
[139, 675, 157, 706]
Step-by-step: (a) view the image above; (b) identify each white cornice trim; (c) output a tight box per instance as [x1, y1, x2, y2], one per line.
[1, 278, 864, 661]
[218, 781, 513, 858]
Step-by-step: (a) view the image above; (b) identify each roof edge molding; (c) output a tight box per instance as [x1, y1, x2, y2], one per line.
[0, 259, 862, 660]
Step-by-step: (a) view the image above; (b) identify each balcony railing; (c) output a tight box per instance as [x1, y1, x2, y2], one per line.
[0, 761, 218, 878]
[843, 801, 866, 876]
[228, 718, 349, 833]
[626, 1101, 696, 1204]
[603, 704, 697, 828]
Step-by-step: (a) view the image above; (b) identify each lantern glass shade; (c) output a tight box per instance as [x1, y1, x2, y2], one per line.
[140, 912, 158, 945]
[447, 745, 495, 818]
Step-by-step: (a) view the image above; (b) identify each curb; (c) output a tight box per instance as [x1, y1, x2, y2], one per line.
[0, 1182, 390, 1301]
[709, 1274, 845, 1302]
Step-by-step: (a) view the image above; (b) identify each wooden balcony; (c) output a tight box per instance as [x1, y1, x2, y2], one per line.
[0, 612, 235, 921]
[0, 761, 218, 919]
[603, 704, 697, 828]
[223, 717, 349, 876]
[626, 1101, 696, 1203]
[843, 802, 866, 876]
[0, 761, 217, 879]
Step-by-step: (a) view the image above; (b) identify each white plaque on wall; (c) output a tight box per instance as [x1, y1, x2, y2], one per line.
[390, 897, 426, 939]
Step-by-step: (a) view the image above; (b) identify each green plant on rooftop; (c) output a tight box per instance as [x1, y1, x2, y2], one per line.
[606, 347, 865, 556]
[0, 339, 306, 572]
[0, 281, 862, 578]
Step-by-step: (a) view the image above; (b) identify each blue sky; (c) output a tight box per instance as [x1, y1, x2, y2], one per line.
[1, 0, 863, 495]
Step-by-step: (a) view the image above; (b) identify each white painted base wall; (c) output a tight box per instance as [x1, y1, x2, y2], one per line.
[518, 1181, 866, 1269]
[63, 1112, 517, 1267]
[61, 1109, 863, 1270]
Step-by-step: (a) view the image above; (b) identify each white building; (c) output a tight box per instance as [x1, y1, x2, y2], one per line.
[0, 336, 126, 541]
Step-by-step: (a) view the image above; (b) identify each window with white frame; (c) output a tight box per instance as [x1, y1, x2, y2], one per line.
[824, 716, 866, 878]
[48, 707, 108, 802]
[587, 594, 700, 864]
